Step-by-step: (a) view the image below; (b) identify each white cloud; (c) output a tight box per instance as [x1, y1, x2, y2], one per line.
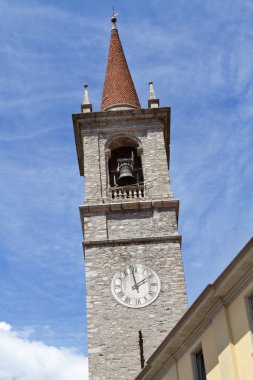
[0, 322, 88, 380]
[0, 322, 11, 332]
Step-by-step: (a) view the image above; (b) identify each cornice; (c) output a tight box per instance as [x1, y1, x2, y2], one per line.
[83, 234, 181, 249]
[84, 121, 164, 135]
[79, 199, 179, 215]
[72, 107, 170, 124]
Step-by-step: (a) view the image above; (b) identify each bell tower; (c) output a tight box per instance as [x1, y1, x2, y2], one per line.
[73, 15, 187, 380]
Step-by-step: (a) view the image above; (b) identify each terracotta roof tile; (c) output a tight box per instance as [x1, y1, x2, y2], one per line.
[101, 27, 140, 111]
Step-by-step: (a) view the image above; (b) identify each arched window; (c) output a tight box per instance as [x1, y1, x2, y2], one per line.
[105, 135, 144, 188]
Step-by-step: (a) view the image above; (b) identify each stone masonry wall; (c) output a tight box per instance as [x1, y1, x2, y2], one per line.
[83, 207, 187, 380]
[107, 208, 178, 239]
[85, 239, 187, 380]
[84, 208, 179, 242]
[82, 120, 173, 203]
[79, 109, 187, 380]
[141, 129, 172, 199]
[83, 131, 102, 202]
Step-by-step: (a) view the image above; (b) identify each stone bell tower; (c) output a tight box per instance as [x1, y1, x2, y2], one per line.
[73, 15, 187, 380]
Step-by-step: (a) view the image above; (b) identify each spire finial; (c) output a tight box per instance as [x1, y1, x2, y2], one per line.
[81, 83, 92, 113]
[111, 10, 119, 30]
[83, 84, 90, 105]
[148, 81, 160, 109]
[149, 81, 156, 100]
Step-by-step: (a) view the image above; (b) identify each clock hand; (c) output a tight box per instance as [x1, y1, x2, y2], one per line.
[131, 267, 139, 293]
[132, 274, 153, 290]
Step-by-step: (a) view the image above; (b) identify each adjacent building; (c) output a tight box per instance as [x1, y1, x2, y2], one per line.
[135, 238, 253, 380]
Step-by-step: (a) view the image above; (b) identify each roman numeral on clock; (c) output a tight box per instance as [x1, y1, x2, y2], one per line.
[122, 269, 128, 277]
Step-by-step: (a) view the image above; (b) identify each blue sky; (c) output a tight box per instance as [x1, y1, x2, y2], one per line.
[0, 0, 252, 378]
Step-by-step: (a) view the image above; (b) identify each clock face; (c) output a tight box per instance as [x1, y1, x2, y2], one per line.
[111, 264, 161, 308]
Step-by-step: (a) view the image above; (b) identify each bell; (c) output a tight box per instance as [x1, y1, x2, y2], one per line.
[117, 163, 135, 186]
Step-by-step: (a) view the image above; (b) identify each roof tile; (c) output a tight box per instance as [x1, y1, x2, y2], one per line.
[101, 28, 140, 111]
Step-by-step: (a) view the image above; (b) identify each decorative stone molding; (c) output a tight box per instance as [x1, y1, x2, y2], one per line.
[105, 132, 143, 152]
[83, 234, 182, 248]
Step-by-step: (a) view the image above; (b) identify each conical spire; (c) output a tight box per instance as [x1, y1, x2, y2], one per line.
[101, 15, 140, 111]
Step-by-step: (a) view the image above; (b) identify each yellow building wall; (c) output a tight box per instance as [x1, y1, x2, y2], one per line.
[158, 283, 253, 380]
[177, 351, 194, 380]
[228, 282, 253, 380]
[212, 307, 239, 380]
[161, 363, 178, 380]
[201, 325, 221, 380]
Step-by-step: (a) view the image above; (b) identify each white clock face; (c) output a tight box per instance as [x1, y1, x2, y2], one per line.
[111, 264, 161, 308]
